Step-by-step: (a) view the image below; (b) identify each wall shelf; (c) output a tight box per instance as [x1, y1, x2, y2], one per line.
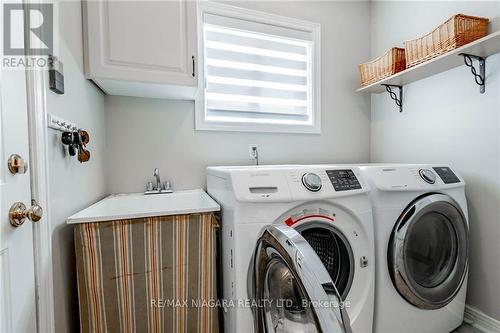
[357, 30, 500, 94]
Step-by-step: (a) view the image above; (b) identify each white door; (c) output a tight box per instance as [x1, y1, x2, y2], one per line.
[85, 0, 198, 86]
[0, 2, 38, 331]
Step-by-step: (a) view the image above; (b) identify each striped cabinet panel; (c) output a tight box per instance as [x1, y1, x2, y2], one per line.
[74, 213, 219, 333]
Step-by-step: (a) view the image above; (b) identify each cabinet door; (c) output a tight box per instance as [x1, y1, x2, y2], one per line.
[84, 0, 197, 88]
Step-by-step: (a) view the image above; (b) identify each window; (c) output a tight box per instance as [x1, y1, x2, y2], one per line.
[196, 3, 321, 133]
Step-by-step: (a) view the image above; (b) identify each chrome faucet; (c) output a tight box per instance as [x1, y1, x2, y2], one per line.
[145, 168, 173, 195]
[154, 168, 161, 191]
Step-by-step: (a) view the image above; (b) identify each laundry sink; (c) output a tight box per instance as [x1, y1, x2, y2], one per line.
[67, 189, 220, 224]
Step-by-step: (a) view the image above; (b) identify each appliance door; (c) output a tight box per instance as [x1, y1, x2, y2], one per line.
[389, 193, 468, 309]
[251, 224, 351, 333]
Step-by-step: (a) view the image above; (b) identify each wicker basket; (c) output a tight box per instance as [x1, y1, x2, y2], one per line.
[405, 14, 489, 68]
[358, 48, 406, 86]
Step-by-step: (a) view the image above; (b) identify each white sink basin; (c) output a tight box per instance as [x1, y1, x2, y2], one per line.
[67, 189, 220, 224]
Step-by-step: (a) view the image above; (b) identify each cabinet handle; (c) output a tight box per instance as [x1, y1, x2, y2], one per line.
[192, 56, 195, 77]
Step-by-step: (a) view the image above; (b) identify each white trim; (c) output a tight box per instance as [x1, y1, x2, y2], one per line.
[0, 250, 13, 333]
[195, 120, 320, 134]
[25, 66, 55, 333]
[464, 305, 500, 333]
[197, 1, 320, 32]
[23, 0, 55, 331]
[195, 1, 321, 134]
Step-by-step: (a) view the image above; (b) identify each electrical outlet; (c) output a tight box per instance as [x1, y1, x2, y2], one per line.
[249, 144, 259, 159]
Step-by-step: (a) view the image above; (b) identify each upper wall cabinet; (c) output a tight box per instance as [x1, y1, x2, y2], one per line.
[83, 0, 198, 99]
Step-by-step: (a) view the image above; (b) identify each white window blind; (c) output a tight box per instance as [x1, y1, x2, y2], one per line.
[196, 7, 320, 133]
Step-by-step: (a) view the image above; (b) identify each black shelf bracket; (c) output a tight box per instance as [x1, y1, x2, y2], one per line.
[382, 84, 403, 112]
[459, 53, 485, 93]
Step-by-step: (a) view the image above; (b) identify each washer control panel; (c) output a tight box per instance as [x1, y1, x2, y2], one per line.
[215, 165, 369, 202]
[301, 172, 322, 192]
[326, 169, 362, 191]
[433, 167, 460, 184]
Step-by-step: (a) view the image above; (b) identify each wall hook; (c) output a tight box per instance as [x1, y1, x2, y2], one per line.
[459, 53, 485, 93]
[381, 84, 403, 112]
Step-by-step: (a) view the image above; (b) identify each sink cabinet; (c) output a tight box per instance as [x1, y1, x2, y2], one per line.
[83, 0, 198, 99]
[74, 213, 219, 332]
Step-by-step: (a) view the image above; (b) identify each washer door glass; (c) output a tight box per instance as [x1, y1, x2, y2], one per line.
[389, 194, 468, 310]
[251, 225, 350, 333]
[263, 258, 318, 333]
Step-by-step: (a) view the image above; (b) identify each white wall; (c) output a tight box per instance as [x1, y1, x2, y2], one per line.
[370, 1, 500, 321]
[105, 0, 372, 194]
[46, 1, 107, 331]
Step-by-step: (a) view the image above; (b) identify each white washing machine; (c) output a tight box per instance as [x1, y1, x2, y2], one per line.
[207, 165, 374, 333]
[359, 164, 469, 333]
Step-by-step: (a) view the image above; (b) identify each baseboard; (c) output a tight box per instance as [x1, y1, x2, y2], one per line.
[464, 305, 500, 333]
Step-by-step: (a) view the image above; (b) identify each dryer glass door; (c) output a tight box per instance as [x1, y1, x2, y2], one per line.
[251, 224, 351, 333]
[389, 194, 468, 309]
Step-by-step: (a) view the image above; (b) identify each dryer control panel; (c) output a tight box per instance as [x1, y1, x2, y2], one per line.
[433, 167, 460, 184]
[359, 164, 464, 192]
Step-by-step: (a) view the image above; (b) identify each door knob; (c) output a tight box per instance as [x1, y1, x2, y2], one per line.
[9, 201, 43, 227]
[7, 154, 28, 174]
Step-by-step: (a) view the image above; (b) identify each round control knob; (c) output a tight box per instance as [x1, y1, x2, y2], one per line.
[302, 172, 322, 192]
[419, 169, 436, 184]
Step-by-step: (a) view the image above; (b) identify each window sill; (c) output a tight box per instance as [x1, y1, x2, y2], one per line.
[195, 119, 321, 134]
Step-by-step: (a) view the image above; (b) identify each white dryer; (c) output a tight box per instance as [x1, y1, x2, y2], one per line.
[359, 165, 469, 333]
[207, 165, 374, 333]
